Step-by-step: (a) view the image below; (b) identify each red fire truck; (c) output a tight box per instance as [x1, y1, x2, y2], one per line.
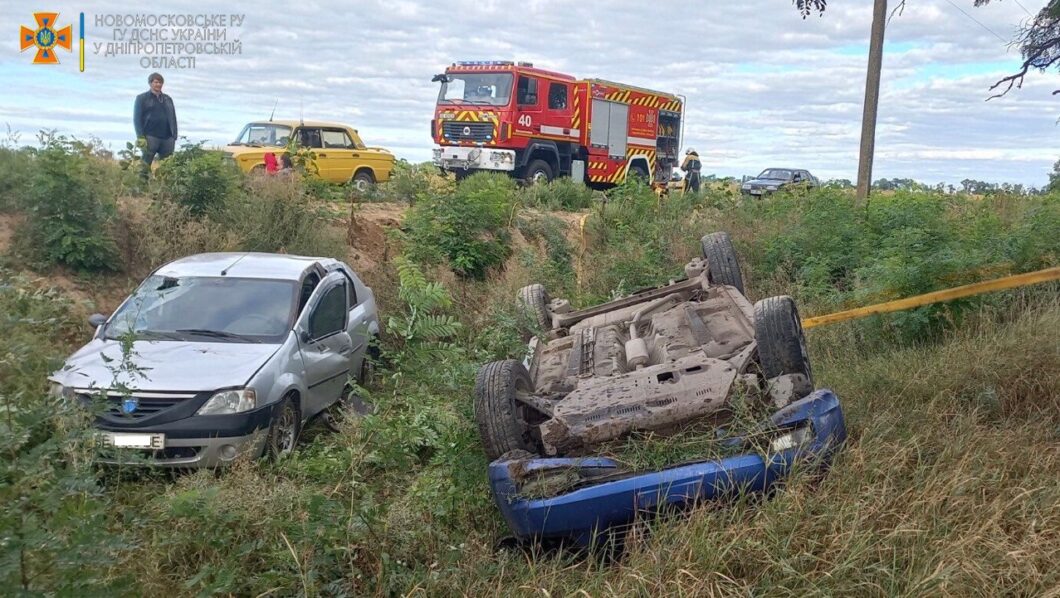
[431, 61, 683, 186]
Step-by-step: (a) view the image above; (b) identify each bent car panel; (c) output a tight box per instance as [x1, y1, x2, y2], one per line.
[487, 389, 846, 545]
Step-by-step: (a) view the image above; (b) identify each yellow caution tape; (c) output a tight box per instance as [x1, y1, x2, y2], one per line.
[802, 266, 1060, 329]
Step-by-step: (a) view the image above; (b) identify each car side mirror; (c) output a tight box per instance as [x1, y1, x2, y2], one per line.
[298, 329, 311, 344]
[88, 313, 108, 327]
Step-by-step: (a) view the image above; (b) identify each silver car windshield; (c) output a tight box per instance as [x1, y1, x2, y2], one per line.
[105, 276, 297, 343]
[438, 73, 514, 106]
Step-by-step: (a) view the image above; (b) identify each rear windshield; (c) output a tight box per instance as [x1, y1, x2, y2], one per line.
[105, 276, 297, 343]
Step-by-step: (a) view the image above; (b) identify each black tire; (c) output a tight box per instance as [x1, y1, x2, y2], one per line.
[701, 231, 746, 295]
[754, 295, 813, 385]
[266, 396, 301, 459]
[474, 360, 537, 460]
[516, 284, 551, 338]
[524, 159, 553, 185]
[628, 164, 650, 184]
[352, 169, 375, 191]
[454, 169, 473, 182]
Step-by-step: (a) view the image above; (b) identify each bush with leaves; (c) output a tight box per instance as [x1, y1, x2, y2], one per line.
[386, 257, 462, 362]
[152, 142, 242, 217]
[0, 270, 130, 593]
[402, 172, 515, 279]
[516, 177, 595, 211]
[14, 134, 120, 271]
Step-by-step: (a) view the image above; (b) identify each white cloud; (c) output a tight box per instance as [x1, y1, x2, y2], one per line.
[0, 0, 1056, 185]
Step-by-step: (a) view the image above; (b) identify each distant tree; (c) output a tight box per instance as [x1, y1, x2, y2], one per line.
[825, 178, 855, 189]
[1049, 158, 1060, 192]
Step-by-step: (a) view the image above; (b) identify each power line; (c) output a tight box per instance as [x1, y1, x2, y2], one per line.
[1011, 0, 1034, 18]
[941, 0, 1009, 44]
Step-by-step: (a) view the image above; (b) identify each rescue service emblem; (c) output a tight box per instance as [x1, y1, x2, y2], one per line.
[19, 12, 72, 65]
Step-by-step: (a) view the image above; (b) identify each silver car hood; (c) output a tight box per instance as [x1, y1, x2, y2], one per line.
[52, 338, 282, 392]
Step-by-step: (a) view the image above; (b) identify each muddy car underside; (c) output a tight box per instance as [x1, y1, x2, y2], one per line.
[475, 232, 814, 461]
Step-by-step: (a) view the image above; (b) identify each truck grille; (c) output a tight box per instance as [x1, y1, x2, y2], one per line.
[442, 121, 493, 142]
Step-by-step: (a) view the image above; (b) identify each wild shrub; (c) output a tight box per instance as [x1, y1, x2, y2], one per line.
[152, 143, 241, 217]
[0, 271, 129, 593]
[14, 135, 120, 271]
[0, 146, 32, 212]
[402, 172, 515, 279]
[226, 176, 347, 259]
[517, 177, 595, 211]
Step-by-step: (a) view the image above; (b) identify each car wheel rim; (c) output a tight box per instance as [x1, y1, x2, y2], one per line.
[354, 178, 369, 192]
[275, 408, 296, 453]
[532, 171, 547, 184]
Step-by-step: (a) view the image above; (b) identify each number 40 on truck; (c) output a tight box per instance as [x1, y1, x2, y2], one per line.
[431, 61, 684, 187]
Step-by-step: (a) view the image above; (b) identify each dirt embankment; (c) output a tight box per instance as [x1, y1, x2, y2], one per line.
[346, 202, 406, 272]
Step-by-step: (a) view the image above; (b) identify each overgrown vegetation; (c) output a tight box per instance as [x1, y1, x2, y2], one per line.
[0, 145, 1058, 594]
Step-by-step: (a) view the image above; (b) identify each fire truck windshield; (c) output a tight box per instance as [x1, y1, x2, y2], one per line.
[437, 73, 514, 106]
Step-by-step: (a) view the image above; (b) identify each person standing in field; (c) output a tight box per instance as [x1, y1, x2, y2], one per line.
[681, 148, 702, 194]
[133, 72, 178, 181]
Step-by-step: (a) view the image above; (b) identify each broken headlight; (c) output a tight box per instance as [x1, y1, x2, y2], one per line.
[769, 426, 813, 452]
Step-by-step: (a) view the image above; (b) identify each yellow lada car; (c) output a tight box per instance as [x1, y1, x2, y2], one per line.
[224, 120, 395, 189]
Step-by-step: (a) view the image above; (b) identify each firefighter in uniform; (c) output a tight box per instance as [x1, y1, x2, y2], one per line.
[681, 148, 702, 193]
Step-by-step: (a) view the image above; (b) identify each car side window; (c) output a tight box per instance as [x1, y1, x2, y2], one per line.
[517, 76, 538, 106]
[298, 128, 323, 148]
[343, 274, 359, 309]
[548, 83, 568, 110]
[322, 128, 354, 149]
[309, 283, 346, 339]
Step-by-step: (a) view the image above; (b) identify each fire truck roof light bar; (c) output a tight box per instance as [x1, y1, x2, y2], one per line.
[453, 61, 529, 67]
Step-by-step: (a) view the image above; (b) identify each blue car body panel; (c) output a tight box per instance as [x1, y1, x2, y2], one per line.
[488, 389, 846, 545]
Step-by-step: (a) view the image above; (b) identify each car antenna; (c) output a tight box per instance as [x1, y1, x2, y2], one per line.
[299, 98, 304, 126]
[220, 253, 249, 276]
[269, 98, 278, 122]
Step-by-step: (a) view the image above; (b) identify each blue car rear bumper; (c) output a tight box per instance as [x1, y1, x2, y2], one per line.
[487, 389, 846, 545]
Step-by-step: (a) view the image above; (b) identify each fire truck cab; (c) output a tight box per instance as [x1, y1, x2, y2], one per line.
[431, 61, 683, 187]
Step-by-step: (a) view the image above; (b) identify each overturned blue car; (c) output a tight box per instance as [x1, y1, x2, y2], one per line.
[474, 233, 847, 545]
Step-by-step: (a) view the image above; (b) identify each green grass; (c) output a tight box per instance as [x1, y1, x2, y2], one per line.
[0, 151, 1058, 595]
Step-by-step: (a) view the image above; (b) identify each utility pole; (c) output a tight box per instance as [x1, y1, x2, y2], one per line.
[856, 0, 888, 206]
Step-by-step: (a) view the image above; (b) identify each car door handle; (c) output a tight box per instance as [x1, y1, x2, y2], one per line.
[338, 346, 352, 355]
[318, 153, 328, 158]
[351, 153, 359, 158]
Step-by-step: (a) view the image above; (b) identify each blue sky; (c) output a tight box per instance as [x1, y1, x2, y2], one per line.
[1, 0, 1057, 186]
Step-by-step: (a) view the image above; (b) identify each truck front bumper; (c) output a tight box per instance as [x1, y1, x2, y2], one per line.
[433, 146, 515, 172]
[487, 389, 847, 545]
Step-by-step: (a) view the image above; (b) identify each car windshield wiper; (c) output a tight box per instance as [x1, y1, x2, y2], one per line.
[175, 329, 261, 343]
[104, 330, 184, 341]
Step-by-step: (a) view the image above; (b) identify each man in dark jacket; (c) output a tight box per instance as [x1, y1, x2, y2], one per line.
[133, 72, 178, 180]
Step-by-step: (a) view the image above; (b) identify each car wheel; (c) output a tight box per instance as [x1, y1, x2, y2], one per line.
[516, 284, 551, 339]
[266, 396, 301, 459]
[474, 360, 538, 460]
[754, 295, 813, 385]
[524, 159, 553, 185]
[352, 169, 375, 191]
[701, 231, 746, 295]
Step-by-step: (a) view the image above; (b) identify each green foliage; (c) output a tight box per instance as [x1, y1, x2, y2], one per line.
[15, 134, 120, 271]
[402, 172, 515, 279]
[0, 146, 32, 212]
[153, 143, 242, 217]
[516, 177, 595, 211]
[0, 271, 129, 593]
[223, 176, 347, 259]
[382, 159, 449, 204]
[385, 257, 462, 361]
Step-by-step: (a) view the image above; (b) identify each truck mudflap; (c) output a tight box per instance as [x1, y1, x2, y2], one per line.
[487, 389, 846, 545]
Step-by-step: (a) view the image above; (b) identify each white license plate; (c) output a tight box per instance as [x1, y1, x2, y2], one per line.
[99, 432, 165, 449]
[750, 189, 763, 195]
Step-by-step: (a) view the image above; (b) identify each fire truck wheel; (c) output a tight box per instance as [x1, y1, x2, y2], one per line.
[524, 159, 554, 185]
[628, 164, 650, 183]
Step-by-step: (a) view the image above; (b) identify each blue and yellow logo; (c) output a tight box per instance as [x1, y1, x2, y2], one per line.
[20, 12, 72, 65]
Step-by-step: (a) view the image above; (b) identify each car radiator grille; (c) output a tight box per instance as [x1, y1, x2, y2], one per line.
[77, 392, 194, 419]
